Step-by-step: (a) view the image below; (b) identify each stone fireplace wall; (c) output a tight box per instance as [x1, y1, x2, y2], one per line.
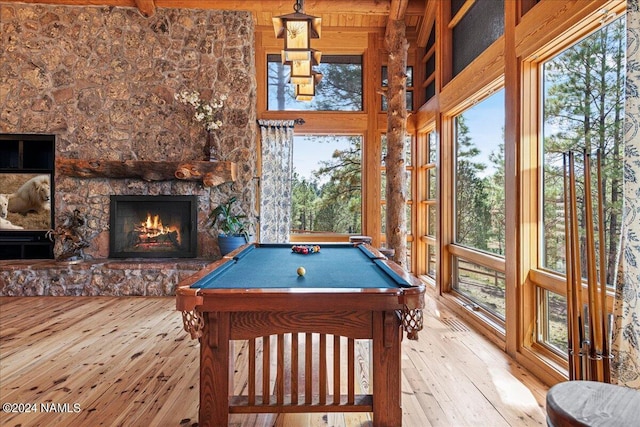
[0, 3, 257, 295]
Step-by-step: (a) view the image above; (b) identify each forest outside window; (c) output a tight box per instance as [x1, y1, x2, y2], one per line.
[452, 88, 506, 320]
[540, 15, 625, 287]
[290, 135, 362, 237]
[267, 55, 363, 111]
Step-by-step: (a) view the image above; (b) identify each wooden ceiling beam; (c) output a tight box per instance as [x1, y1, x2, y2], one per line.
[416, 0, 437, 47]
[388, 0, 408, 21]
[386, 0, 408, 42]
[3, 0, 424, 16]
[155, 1, 423, 15]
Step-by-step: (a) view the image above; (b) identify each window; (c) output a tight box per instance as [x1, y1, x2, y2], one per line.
[538, 289, 568, 354]
[423, 131, 437, 280]
[540, 16, 625, 287]
[452, 88, 505, 319]
[536, 14, 625, 356]
[381, 66, 414, 111]
[424, 27, 436, 102]
[454, 257, 506, 318]
[267, 55, 363, 111]
[454, 89, 505, 256]
[290, 135, 362, 235]
[414, 130, 438, 284]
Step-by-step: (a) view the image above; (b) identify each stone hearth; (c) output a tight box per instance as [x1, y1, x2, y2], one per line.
[0, 258, 209, 296]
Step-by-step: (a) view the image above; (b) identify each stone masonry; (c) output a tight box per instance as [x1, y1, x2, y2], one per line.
[0, 3, 257, 295]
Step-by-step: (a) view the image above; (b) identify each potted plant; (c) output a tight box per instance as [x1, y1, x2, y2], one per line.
[209, 196, 251, 255]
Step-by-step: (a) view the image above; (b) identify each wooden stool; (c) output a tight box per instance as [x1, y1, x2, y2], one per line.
[546, 380, 640, 426]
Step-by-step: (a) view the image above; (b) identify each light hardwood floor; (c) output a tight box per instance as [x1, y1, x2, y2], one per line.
[0, 296, 548, 427]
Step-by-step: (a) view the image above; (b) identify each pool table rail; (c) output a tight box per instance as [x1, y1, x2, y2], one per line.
[177, 285, 424, 312]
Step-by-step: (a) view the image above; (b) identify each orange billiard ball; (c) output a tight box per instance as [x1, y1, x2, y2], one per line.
[297, 266, 306, 276]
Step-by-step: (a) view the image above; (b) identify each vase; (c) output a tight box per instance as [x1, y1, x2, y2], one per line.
[206, 132, 219, 161]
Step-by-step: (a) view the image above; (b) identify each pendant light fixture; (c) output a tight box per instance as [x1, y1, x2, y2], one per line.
[273, 0, 322, 101]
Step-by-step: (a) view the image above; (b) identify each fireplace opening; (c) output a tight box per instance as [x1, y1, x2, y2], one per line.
[109, 195, 197, 258]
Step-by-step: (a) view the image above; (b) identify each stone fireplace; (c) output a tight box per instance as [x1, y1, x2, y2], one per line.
[0, 3, 258, 296]
[109, 195, 197, 258]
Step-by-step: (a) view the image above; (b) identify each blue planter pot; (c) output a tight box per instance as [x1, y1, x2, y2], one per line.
[218, 234, 247, 256]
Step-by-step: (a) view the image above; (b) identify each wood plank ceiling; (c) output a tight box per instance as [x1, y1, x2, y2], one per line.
[7, 0, 428, 38]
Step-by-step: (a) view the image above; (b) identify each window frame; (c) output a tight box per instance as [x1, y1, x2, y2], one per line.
[521, 4, 626, 366]
[448, 85, 508, 324]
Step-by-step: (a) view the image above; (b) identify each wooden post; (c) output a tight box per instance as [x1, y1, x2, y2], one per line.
[384, 17, 409, 267]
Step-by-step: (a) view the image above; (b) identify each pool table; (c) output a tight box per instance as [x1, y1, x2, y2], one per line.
[176, 243, 425, 427]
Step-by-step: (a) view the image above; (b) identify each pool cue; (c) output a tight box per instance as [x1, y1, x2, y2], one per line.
[564, 151, 584, 379]
[572, 151, 587, 379]
[583, 151, 603, 381]
[596, 149, 611, 382]
[562, 153, 575, 378]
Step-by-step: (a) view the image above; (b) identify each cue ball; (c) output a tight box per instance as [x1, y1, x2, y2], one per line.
[297, 266, 306, 276]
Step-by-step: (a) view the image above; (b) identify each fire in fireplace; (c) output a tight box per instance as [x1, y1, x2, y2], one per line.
[109, 195, 197, 258]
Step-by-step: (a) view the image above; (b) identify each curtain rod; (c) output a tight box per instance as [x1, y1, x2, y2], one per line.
[257, 118, 305, 128]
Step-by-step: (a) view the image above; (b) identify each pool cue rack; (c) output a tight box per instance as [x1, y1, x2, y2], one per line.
[563, 150, 613, 382]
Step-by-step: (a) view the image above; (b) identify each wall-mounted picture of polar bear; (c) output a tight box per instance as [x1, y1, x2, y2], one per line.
[0, 173, 52, 230]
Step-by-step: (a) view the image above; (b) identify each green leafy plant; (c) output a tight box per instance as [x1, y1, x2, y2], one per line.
[208, 197, 250, 240]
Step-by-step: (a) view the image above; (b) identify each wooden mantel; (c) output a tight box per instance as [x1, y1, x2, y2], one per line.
[56, 157, 237, 187]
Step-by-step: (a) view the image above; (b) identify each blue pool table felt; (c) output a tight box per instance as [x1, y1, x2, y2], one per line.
[192, 244, 410, 289]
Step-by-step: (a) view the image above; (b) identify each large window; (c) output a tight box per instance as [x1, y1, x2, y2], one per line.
[267, 55, 363, 111]
[537, 15, 625, 356]
[454, 89, 505, 255]
[452, 88, 506, 319]
[290, 135, 362, 235]
[541, 16, 625, 286]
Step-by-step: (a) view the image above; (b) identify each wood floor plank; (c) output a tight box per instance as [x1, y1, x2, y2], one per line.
[0, 296, 548, 427]
[402, 365, 445, 426]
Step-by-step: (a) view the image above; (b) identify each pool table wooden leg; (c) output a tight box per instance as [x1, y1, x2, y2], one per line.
[199, 311, 231, 427]
[372, 310, 403, 427]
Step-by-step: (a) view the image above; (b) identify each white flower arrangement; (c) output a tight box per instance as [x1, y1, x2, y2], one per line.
[174, 90, 227, 132]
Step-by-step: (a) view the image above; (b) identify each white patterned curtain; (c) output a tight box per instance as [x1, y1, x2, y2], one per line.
[612, 1, 640, 389]
[258, 120, 295, 243]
